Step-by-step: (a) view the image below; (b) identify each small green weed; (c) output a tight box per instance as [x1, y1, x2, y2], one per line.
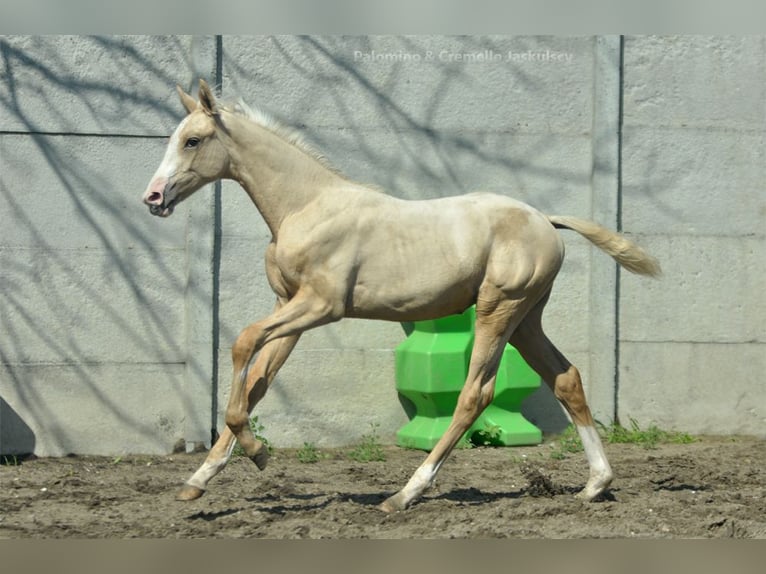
[348, 423, 386, 462]
[454, 435, 474, 449]
[471, 423, 503, 447]
[1, 454, 20, 466]
[232, 416, 271, 457]
[296, 442, 327, 463]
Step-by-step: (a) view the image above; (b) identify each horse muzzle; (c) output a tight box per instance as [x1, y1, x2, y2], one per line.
[148, 201, 176, 217]
[143, 177, 177, 217]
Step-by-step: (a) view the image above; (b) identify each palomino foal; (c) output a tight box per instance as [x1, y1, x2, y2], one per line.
[142, 80, 660, 512]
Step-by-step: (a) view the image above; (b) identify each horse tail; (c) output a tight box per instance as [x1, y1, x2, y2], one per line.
[548, 215, 661, 277]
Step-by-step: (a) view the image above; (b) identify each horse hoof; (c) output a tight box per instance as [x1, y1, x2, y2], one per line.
[577, 490, 603, 502]
[379, 493, 407, 513]
[251, 448, 270, 470]
[576, 475, 613, 502]
[177, 484, 206, 501]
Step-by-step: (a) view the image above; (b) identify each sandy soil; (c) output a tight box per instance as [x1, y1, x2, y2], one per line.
[1, 436, 764, 539]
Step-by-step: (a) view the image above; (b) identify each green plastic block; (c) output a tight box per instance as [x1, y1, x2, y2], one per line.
[395, 306, 542, 451]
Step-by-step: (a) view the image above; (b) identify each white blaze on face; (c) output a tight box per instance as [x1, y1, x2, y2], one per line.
[143, 116, 190, 210]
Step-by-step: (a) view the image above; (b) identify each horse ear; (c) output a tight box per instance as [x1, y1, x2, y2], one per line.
[176, 85, 197, 114]
[198, 79, 218, 116]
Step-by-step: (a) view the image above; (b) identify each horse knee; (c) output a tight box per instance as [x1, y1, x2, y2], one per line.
[456, 379, 495, 419]
[455, 384, 481, 416]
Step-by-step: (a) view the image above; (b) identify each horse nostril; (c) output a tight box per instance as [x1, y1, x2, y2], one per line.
[146, 191, 163, 205]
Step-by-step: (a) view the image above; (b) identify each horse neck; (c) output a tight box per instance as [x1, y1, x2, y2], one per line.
[222, 113, 344, 237]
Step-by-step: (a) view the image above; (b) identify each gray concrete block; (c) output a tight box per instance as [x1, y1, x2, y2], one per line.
[0, 247, 186, 364]
[0, 363, 188, 456]
[0, 35, 218, 136]
[4, 35, 761, 457]
[621, 127, 766, 236]
[224, 35, 593, 133]
[219, 181, 274, 240]
[617, 35, 766, 436]
[619, 235, 765, 344]
[303, 128, 594, 212]
[0, 134, 188, 250]
[619, 341, 765, 437]
[538, 241, 598, 352]
[623, 36, 766, 130]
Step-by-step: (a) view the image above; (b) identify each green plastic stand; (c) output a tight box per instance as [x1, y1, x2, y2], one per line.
[395, 306, 542, 451]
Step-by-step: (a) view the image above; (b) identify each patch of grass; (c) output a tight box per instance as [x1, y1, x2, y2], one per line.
[601, 418, 696, 449]
[296, 442, 327, 464]
[348, 423, 386, 463]
[232, 416, 271, 457]
[549, 419, 696, 460]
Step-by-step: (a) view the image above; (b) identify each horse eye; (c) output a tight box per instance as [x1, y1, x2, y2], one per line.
[184, 137, 200, 149]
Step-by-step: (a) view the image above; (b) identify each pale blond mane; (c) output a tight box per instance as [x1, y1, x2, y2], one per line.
[222, 99, 342, 174]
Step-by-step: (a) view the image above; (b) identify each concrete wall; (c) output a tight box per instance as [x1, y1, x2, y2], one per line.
[0, 35, 763, 456]
[618, 36, 765, 435]
[0, 36, 220, 455]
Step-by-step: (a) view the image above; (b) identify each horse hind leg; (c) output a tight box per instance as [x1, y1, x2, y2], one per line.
[177, 332, 300, 501]
[509, 297, 613, 501]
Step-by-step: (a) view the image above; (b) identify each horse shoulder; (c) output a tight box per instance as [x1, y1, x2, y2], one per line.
[264, 241, 294, 299]
[269, 192, 370, 297]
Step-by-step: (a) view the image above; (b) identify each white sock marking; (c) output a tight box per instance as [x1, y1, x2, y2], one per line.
[577, 424, 612, 478]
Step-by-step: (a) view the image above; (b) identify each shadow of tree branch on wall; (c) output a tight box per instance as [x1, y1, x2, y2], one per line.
[0, 35, 217, 455]
[252, 35, 592, 213]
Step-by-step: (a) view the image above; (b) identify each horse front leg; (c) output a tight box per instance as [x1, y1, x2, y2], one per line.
[381, 347, 503, 511]
[380, 300, 518, 512]
[177, 333, 300, 500]
[225, 288, 341, 465]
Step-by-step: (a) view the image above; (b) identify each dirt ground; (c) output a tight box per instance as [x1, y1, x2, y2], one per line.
[1, 435, 764, 539]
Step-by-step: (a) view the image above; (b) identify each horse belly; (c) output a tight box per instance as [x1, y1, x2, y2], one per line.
[346, 256, 482, 322]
